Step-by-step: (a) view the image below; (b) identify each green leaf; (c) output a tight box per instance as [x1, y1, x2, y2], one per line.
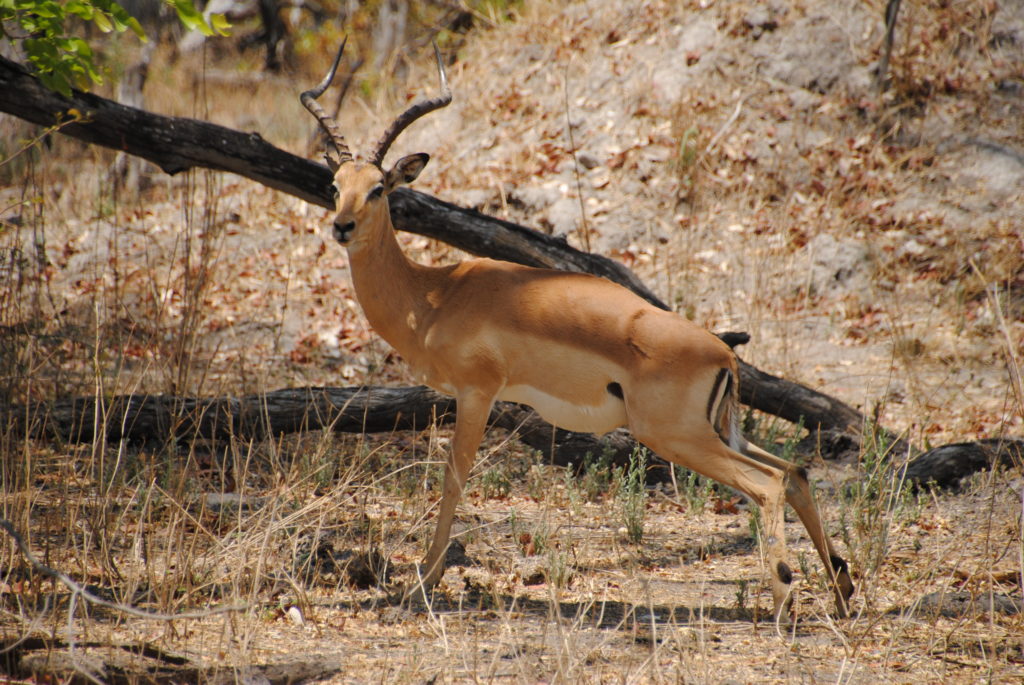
[65, 0, 92, 20]
[93, 11, 113, 32]
[209, 12, 231, 36]
[101, 0, 148, 38]
[171, 0, 213, 36]
[29, 1, 62, 19]
[109, 14, 127, 31]
[39, 70, 72, 97]
[65, 37, 94, 59]
[24, 37, 58, 61]
[125, 16, 146, 40]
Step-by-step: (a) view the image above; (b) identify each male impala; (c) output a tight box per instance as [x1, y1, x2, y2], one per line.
[301, 42, 854, 621]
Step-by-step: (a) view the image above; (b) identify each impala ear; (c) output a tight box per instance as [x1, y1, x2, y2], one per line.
[384, 153, 429, 192]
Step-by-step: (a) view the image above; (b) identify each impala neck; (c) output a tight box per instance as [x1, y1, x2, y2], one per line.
[345, 203, 431, 356]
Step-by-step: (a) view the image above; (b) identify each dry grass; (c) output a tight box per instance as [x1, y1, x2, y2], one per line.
[1, 0, 1022, 682]
[2, 427, 1021, 681]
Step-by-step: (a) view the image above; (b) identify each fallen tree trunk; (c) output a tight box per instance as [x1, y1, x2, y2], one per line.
[6, 386, 643, 476]
[902, 438, 1024, 490]
[0, 53, 875, 447]
[0, 55, 663, 308]
[7, 387, 1013, 487]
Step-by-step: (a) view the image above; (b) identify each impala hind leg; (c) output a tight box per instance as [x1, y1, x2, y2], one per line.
[407, 390, 493, 598]
[640, 431, 795, 621]
[741, 441, 855, 616]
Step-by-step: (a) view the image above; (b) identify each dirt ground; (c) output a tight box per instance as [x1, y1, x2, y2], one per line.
[1, 0, 1022, 682]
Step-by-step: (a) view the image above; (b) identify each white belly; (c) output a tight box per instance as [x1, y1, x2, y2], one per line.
[498, 383, 627, 435]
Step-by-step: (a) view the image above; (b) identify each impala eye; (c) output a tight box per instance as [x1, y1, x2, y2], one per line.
[367, 185, 384, 201]
[331, 186, 340, 201]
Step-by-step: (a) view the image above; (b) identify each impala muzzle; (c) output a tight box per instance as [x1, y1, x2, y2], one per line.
[334, 220, 355, 244]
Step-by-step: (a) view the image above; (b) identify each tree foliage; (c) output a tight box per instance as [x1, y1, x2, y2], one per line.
[0, 0, 228, 95]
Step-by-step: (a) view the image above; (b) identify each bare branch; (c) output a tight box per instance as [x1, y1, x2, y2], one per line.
[876, 0, 902, 93]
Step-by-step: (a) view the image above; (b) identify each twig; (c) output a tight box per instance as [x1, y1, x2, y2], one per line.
[0, 518, 247, 621]
[0, 111, 83, 170]
[652, 488, 689, 511]
[563, 61, 591, 252]
[970, 260, 1024, 414]
[703, 95, 746, 158]
[876, 0, 902, 94]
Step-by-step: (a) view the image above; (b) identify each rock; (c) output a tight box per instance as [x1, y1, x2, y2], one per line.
[753, 14, 858, 94]
[286, 605, 305, 626]
[453, 188, 492, 211]
[577, 151, 602, 169]
[803, 233, 870, 295]
[650, 17, 720, 102]
[508, 185, 561, 212]
[743, 7, 778, 38]
[956, 143, 1024, 202]
[787, 87, 822, 111]
[293, 532, 391, 589]
[238, 673, 273, 685]
[344, 549, 390, 589]
[908, 591, 1022, 618]
[20, 650, 107, 682]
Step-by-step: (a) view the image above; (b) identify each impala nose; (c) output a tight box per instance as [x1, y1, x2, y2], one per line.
[333, 220, 355, 243]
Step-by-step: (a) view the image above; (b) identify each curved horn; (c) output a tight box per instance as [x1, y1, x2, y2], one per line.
[301, 37, 353, 166]
[370, 42, 452, 167]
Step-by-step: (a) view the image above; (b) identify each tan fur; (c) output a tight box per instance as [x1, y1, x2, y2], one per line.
[303, 47, 854, 621]
[319, 159, 853, 620]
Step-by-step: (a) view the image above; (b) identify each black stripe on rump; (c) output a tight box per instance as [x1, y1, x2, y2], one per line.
[706, 368, 732, 434]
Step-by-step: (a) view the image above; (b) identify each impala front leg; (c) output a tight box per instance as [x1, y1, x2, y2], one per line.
[409, 389, 494, 596]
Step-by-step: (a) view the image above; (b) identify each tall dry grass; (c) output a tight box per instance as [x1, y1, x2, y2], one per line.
[2, 0, 1022, 681]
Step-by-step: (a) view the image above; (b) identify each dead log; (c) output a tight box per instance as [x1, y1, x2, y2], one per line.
[736, 359, 866, 439]
[108, 42, 155, 192]
[5, 386, 646, 476]
[8, 388, 1016, 487]
[902, 438, 1024, 490]
[0, 53, 878, 449]
[7, 386, 451, 444]
[3, 635, 344, 685]
[0, 54, 662, 306]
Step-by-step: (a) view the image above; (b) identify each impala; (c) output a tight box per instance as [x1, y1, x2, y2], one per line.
[300, 41, 854, 620]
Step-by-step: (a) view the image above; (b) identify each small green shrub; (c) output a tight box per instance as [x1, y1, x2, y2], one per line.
[837, 423, 921, 576]
[580, 447, 615, 502]
[616, 447, 647, 545]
